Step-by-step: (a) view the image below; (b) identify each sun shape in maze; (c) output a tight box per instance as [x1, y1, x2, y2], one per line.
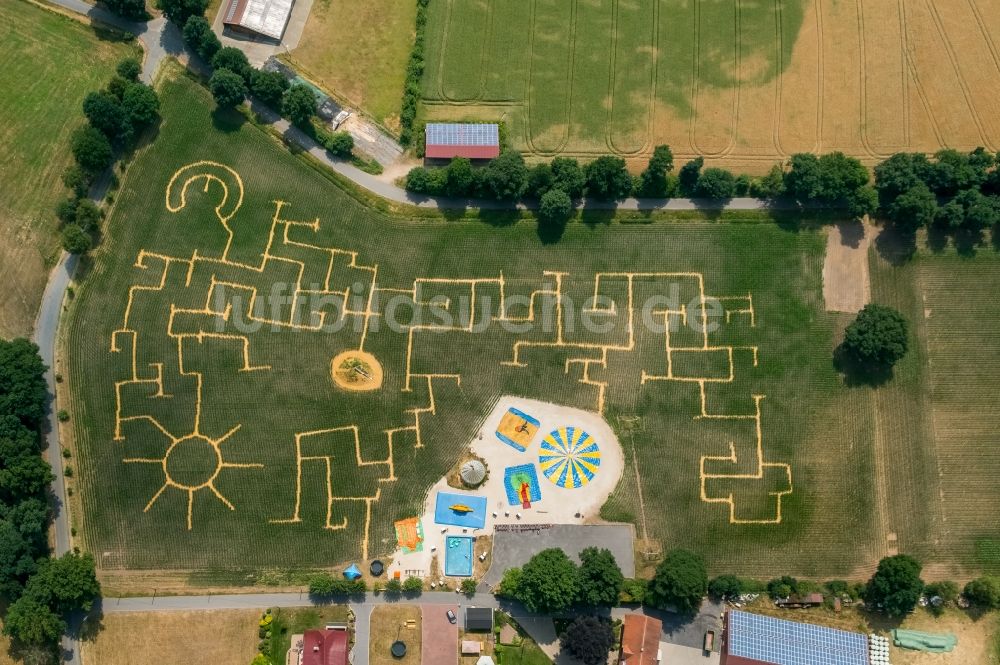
[123, 424, 263, 530]
[538, 427, 601, 489]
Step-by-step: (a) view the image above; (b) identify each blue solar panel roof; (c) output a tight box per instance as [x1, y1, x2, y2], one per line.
[727, 611, 869, 665]
[425, 123, 499, 146]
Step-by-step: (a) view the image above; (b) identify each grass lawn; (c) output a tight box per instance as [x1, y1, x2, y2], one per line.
[0, 0, 138, 338]
[284, 0, 417, 130]
[80, 609, 261, 665]
[267, 606, 351, 663]
[369, 605, 421, 665]
[500, 639, 552, 665]
[66, 65, 879, 578]
[868, 244, 1000, 578]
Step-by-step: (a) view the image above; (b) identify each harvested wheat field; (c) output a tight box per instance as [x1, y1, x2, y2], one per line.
[80, 610, 262, 665]
[420, 0, 1000, 172]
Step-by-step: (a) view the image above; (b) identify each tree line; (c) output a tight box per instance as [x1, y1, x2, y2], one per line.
[0, 339, 100, 662]
[59, 56, 160, 256]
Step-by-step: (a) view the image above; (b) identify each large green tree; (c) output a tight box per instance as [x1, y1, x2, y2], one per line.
[550, 158, 586, 199]
[211, 47, 252, 82]
[1, 594, 64, 646]
[677, 157, 704, 196]
[559, 616, 614, 665]
[888, 183, 938, 231]
[444, 158, 475, 198]
[695, 168, 736, 199]
[515, 548, 579, 613]
[121, 82, 160, 130]
[250, 69, 289, 108]
[584, 156, 632, 201]
[0, 339, 48, 427]
[841, 304, 909, 370]
[25, 553, 101, 615]
[637, 144, 674, 197]
[576, 547, 623, 607]
[281, 84, 318, 129]
[82, 91, 130, 145]
[209, 69, 248, 109]
[648, 549, 707, 613]
[70, 125, 114, 178]
[963, 576, 1000, 609]
[864, 554, 924, 616]
[183, 16, 222, 61]
[482, 151, 528, 200]
[104, 0, 147, 19]
[160, 0, 208, 26]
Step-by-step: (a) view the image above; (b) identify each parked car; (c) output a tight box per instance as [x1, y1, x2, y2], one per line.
[446, 609, 457, 624]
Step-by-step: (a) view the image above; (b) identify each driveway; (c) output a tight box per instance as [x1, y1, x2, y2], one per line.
[421, 603, 459, 665]
[483, 524, 636, 586]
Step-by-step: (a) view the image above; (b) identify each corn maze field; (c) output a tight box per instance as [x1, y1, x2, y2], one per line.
[420, 0, 1000, 171]
[64, 72, 998, 579]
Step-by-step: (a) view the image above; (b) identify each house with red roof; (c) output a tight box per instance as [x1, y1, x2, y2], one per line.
[301, 628, 348, 665]
[619, 614, 662, 664]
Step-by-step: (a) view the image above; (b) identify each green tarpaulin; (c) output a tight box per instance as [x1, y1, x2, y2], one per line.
[891, 629, 957, 653]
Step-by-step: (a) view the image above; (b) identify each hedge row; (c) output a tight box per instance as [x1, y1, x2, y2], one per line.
[399, 0, 431, 146]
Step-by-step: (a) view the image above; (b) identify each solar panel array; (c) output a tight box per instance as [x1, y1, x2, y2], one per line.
[727, 610, 870, 665]
[425, 123, 499, 146]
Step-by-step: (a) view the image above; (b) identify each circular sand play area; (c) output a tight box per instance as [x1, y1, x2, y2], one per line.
[386, 396, 625, 580]
[330, 350, 384, 391]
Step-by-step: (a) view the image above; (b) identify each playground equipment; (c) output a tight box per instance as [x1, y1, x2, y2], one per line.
[496, 408, 540, 451]
[450, 504, 473, 513]
[343, 563, 362, 580]
[539, 427, 601, 488]
[503, 464, 541, 506]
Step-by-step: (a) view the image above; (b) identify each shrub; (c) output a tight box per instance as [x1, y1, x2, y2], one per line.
[385, 578, 402, 594]
[460, 579, 478, 596]
[767, 576, 799, 599]
[116, 57, 142, 82]
[56, 197, 80, 225]
[61, 225, 92, 255]
[637, 144, 674, 197]
[402, 576, 423, 593]
[160, 0, 208, 26]
[963, 576, 1000, 609]
[326, 131, 354, 158]
[74, 200, 102, 233]
[56, 410, 70, 423]
[482, 151, 528, 200]
[444, 158, 475, 198]
[121, 82, 160, 130]
[620, 578, 647, 604]
[209, 69, 248, 109]
[104, 0, 147, 19]
[551, 157, 586, 199]
[62, 166, 90, 198]
[677, 157, 704, 196]
[527, 163, 554, 197]
[82, 91, 129, 144]
[707, 575, 743, 601]
[750, 164, 786, 198]
[405, 167, 432, 194]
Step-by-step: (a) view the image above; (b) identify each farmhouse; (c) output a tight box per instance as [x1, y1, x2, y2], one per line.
[424, 123, 500, 160]
[222, 0, 294, 40]
[301, 627, 348, 665]
[722, 610, 869, 665]
[618, 614, 662, 665]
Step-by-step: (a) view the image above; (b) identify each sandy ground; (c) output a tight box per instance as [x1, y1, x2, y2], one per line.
[387, 396, 624, 580]
[892, 610, 999, 665]
[822, 220, 875, 313]
[80, 609, 261, 665]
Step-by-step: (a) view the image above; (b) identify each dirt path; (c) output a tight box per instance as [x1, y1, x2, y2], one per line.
[822, 220, 876, 313]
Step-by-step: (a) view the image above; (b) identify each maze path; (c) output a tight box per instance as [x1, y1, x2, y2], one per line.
[111, 162, 795, 548]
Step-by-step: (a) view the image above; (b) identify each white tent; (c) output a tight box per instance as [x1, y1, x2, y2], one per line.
[476, 657, 495, 665]
[460, 460, 487, 486]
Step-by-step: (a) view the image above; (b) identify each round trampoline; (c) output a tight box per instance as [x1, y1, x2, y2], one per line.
[538, 427, 601, 488]
[370, 560, 385, 577]
[391, 641, 407, 658]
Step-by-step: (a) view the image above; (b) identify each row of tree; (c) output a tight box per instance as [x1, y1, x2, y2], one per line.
[875, 149, 1000, 236]
[175, 8, 356, 160]
[0, 339, 101, 660]
[498, 547, 625, 613]
[404, 146, 877, 220]
[60, 57, 160, 255]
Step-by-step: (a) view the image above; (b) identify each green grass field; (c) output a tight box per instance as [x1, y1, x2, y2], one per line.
[0, 0, 138, 338]
[869, 247, 1000, 577]
[64, 68, 880, 577]
[420, 0, 803, 157]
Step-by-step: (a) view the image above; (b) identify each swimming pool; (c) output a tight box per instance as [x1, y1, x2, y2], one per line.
[434, 491, 487, 528]
[444, 535, 474, 576]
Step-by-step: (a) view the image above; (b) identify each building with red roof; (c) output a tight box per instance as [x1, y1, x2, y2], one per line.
[619, 614, 662, 665]
[302, 628, 348, 665]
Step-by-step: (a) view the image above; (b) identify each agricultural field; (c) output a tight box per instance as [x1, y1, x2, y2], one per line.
[868, 247, 1000, 579]
[64, 67, 1000, 583]
[283, 0, 418, 130]
[420, 0, 1000, 171]
[0, 0, 138, 338]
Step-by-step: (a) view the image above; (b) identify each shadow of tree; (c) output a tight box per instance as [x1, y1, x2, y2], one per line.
[833, 344, 895, 387]
[874, 225, 917, 265]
